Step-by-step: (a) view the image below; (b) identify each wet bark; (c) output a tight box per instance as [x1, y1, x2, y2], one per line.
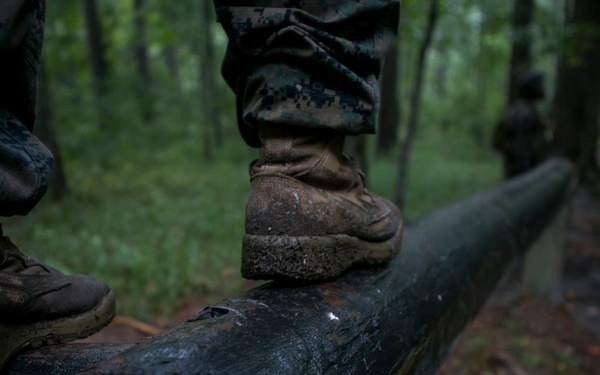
[4, 344, 132, 374]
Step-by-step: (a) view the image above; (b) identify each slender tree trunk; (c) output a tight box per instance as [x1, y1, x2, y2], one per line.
[377, 43, 400, 154]
[133, 0, 154, 121]
[158, 4, 183, 104]
[394, 0, 439, 208]
[34, 61, 68, 199]
[81, 0, 109, 127]
[133, 0, 149, 84]
[163, 45, 181, 94]
[551, 0, 600, 182]
[475, 25, 488, 151]
[508, 0, 534, 104]
[81, 0, 107, 97]
[198, 1, 222, 158]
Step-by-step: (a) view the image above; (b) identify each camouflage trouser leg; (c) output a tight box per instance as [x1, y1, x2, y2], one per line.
[0, 109, 53, 217]
[213, 0, 400, 147]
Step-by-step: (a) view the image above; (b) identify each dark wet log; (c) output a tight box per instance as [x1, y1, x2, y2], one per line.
[9, 159, 573, 375]
[3, 344, 132, 374]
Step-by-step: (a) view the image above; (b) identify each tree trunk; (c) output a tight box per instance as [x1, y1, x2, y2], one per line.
[198, 1, 222, 158]
[508, 0, 534, 104]
[474, 24, 488, 151]
[551, 0, 600, 182]
[394, 0, 439, 208]
[81, 0, 107, 97]
[377, 43, 400, 155]
[81, 0, 110, 127]
[133, 0, 154, 121]
[163, 45, 181, 94]
[34, 61, 68, 199]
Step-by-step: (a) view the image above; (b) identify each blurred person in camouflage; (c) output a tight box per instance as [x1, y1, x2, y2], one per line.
[0, 0, 403, 367]
[493, 72, 551, 179]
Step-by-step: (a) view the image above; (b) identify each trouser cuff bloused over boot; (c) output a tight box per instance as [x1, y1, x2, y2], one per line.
[214, 1, 403, 280]
[0, 0, 53, 217]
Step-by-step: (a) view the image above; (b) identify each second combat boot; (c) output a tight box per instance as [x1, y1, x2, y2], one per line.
[242, 125, 403, 281]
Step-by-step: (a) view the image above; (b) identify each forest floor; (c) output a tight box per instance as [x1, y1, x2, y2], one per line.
[77, 189, 600, 375]
[439, 188, 600, 375]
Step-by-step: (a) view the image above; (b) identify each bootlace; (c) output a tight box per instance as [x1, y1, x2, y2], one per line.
[0, 225, 52, 275]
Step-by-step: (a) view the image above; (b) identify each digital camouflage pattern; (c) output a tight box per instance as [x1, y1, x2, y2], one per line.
[213, 0, 400, 147]
[0, 0, 52, 217]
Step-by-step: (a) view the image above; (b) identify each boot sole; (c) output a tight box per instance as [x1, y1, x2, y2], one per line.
[241, 223, 403, 281]
[0, 291, 116, 369]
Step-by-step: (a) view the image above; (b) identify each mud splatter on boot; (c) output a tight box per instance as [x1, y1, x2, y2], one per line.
[242, 125, 403, 280]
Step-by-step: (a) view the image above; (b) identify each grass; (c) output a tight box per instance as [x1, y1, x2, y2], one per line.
[439, 298, 593, 375]
[4, 119, 502, 320]
[371, 128, 502, 220]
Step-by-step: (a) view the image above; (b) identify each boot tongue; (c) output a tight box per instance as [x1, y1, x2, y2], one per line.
[0, 236, 51, 275]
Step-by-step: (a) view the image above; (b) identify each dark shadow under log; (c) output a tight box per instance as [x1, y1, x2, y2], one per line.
[5, 159, 574, 375]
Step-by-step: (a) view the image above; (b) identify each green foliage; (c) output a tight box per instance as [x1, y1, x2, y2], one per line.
[7, 114, 500, 320]
[398, 0, 512, 153]
[7, 126, 254, 319]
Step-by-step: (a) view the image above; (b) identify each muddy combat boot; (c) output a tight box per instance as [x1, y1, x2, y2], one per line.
[0, 226, 116, 369]
[242, 125, 403, 281]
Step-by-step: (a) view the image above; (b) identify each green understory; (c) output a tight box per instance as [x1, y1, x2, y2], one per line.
[5, 124, 502, 320]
